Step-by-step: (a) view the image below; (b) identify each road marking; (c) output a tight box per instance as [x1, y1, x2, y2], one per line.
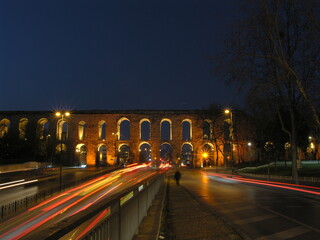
[255, 226, 310, 240]
[233, 214, 275, 225]
[220, 206, 253, 213]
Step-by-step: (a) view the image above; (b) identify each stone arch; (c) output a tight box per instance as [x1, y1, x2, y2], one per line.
[181, 143, 194, 167]
[37, 118, 49, 139]
[203, 119, 213, 140]
[56, 119, 69, 141]
[75, 143, 87, 166]
[182, 119, 192, 141]
[139, 118, 151, 140]
[160, 118, 172, 141]
[97, 144, 107, 166]
[118, 144, 131, 165]
[0, 118, 10, 138]
[78, 121, 86, 141]
[160, 142, 172, 163]
[139, 142, 151, 163]
[98, 120, 107, 140]
[117, 117, 130, 140]
[19, 118, 29, 140]
[201, 143, 215, 167]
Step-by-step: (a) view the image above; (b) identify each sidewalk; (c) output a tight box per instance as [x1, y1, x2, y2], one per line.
[134, 170, 243, 240]
[164, 174, 242, 240]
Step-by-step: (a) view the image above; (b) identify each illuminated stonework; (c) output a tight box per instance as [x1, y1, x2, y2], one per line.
[0, 110, 229, 167]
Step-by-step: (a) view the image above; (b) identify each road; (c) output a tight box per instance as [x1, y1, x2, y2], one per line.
[0, 164, 161, 240]
[181, 169, 320, 240]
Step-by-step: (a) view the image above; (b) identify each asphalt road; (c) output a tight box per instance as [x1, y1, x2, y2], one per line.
[180, 169, 320, 240]
[0, 165, 160, 240]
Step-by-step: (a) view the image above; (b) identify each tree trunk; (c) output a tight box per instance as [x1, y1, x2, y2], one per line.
[289, 107, 299, 184]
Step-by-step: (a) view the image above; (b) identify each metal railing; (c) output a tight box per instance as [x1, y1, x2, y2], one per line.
[23, 173, 164, 240]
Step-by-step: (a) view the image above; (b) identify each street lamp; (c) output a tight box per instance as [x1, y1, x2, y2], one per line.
[55, 111, 70, 191]
[202, 152, 208, 167]
[112, 132, 119, 165]
[224, 109, 234, 172]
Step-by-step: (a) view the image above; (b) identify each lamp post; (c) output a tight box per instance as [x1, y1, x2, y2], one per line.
[55, 111, 70, 191]
[224, 109, 234, 173]
[112, 132, 119, 166]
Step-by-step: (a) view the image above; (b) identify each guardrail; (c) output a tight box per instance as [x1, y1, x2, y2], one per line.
[23, 173, 164, 240]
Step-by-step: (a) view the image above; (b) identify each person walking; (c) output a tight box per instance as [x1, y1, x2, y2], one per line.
[174, 170, 181, 185]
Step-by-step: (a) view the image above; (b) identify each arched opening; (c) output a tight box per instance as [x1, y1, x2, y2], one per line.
[160, 143, 172, 163]
[118, 117, 130, 141]
[201, 143, 214, 167]
[98, 121, 107, 140]
[75, 144, 87, 166]
[0, 119, 10, 138]
[37, 118, 49, 139]
[161, 119, 172, 141]
[78, 121, 86, 141]
[203, 120, 212, 140]
[118, 144, 131, 165]
[182, 119, 192, 141]
[139, 142, 151, 163]
[181, 143, 193, 167]
[19, 118, 28, 140]
[140, 119, 151, 141]
[97, 144, 107, 166]
[56, 119, 69, 141]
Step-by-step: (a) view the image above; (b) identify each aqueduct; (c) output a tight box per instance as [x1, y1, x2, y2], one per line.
[0, 110, 228, 167]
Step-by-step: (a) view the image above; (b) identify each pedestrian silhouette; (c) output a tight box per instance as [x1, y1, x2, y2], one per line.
[174, 171, 181, 185]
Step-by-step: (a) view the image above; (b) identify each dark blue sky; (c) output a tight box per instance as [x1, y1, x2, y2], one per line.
[0, 0, 242, 111]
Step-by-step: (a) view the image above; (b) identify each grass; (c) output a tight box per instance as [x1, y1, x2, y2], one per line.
[237, 163, 320, 177]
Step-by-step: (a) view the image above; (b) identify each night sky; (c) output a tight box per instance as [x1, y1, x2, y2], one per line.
[0, 0, 242, 111]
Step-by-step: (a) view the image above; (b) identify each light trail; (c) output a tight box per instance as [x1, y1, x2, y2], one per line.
[0, 179, 38, 190]
[206, 172, 320, 196]
[0, 165, 156, 240]
[0, 179, 25, 187]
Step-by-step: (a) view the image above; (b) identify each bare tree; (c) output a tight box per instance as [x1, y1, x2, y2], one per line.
[215, 0, 320, 183]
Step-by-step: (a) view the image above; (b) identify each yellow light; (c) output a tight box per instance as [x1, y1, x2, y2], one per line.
[224, 109, 230, 114]
[65, 112, 70, 117]
[202, 152, 208, 158]
[55, 112, 61, 117]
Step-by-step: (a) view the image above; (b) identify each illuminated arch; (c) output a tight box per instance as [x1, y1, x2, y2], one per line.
[0, 118, 10, 138]
[181, 142, 194, 166]
[203, 119, 213, 139]
[75, 143, 87, 166]
[98, 120, 107, 140]
[19, 118, 28, 139]
[78, 121, 86, 141]
[118, 144, 131, 164]
[200, 143, 215, 167]
[182, 119, 192, 141]
[56, 119, 68, 141]
[97, 144, 108, 166]
[160, 118, 172, 141]
[37, 118, 49, 139]
[139, 118, 151, 140]
[160, 142, 172, 162]
[139, 142, 152, 163]
[117, 117, 130, 140]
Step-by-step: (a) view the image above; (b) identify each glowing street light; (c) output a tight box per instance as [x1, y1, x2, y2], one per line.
[202, 152, 208, 158]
